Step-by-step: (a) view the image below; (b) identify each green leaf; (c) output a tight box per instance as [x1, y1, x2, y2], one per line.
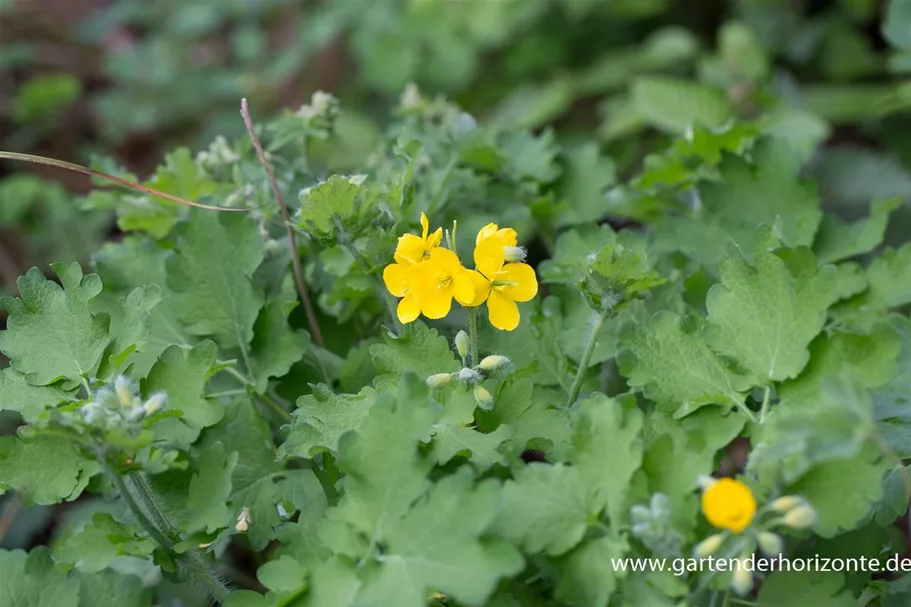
[166, 209, 265, 351]
[278, 385, 379, 459]
[0, 548, 80, 607]
[250, 295, 310, 393]
[569, 394, 644, 527]
[618, 311, 751, 417]
[555, 142, 616, 226]
[479, 376, 571, 457]
[77, 568, 153, 607]
[199, 398, 324, 550]
[431, 424, 514, 471]
[93, 236, 191, 378]
[297, 175, 377, 234]
[98, 285, 162, 377]
[813, 197, 902, 264]
[0, 367, 76, 422]
[186, 441, 239, 533]
[757, 570, 855, 606]
[0, 263, 111, 385]
[653, 137, 821, 271]
[705, 227, 839, 382]
[335, 378, 439, 540]
[539, 224, 618, 285]
[257, 554, 308, 594]
[354, 469, 524, 607]
[630, 76, 735, 133]
[500, 129, 561, 183]
[0, 436, 99, 505]
[497, 297, 571, 391]
[866, 242, 911, 309]
[142, 341, 223, 447]
[554, 536, 630, 607]
[494, 463, 599, 556]
[787, 444, 888, 537]
[55, 513, 153, 573]
[303, 557, 361, 607]
[883, 0, 911, 50]
[370, 322, 460, 391]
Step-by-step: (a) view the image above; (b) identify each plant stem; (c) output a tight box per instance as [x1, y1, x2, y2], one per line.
[129, 473, 178, 538]
[207, 389, 248, 398]
[333, 216, 371, 271]
[312, 455, 339, 506]
[259, 391, 292, 422]
[241, 98, 324, 347]
[759, 385, 772, 423]
[566, 305, 611, 407]
[468, 307, 480, 367]
[109, 470, 174, 550]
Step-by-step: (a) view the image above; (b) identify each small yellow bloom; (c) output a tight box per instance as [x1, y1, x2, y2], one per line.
[468, 223, 537, 332]
[410, 248, 478, 319]
[394, 212, 443, 265]
[701, 478, 756, 534]
[383, 261, 422, 323]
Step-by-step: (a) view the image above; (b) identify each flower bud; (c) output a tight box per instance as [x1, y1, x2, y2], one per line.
[473, 385, 493, 410]
[426, 373, 453, 390]
[757, 531, 783, 555]
[454, 330, 470, 359]
[693, 533, 726, 558]
[458, 367, 481, 383]
[114, 376, 133, 408]
[769, 495, 804, 513]
[143, 393, 167, 416]
[504, 246, 527, 263]
[478, 355, 510, 372]
[235, 507, 251, 532]
[731, 559, 753, 596]
[782, 504, 816, 530]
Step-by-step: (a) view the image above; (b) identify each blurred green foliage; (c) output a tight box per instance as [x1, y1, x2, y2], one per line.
[2, 0, 911, 295]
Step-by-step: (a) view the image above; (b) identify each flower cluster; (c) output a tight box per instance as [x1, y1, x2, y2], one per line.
[383, 212, 537, 331]
[78, 376, 168, 431]
[696, 476, 818, 596]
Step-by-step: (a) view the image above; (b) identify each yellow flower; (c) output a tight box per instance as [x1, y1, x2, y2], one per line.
[468, 223, 538, 331]
[394, 212, 443, 265]
[383, 262, 422, 323]
[383, 211, 445, 323]
[701, 478, 756, 534]
[409, 248, 478, 319]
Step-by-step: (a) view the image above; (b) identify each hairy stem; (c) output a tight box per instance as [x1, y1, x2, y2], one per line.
[566, 304, 611, 407]
[468, 307, 480, 367]
[109, 470, 174, 550]
[241, 98, 324, 348]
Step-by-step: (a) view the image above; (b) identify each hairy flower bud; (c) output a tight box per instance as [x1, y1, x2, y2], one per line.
[426, 373, 453, 390]
[478, 355, 510, 372]
[458, 367, 481, 383]
[503, 246, 527, 263]
[114, 376, 133, 408]
[143, 393, 167, 416]
[769, 495, 804, 513]
[693, 533, 726, 558]
[454, 330, 470, 359]
[473, 385, 493, 410]
[731, 559, 753, 596]
[782, 504, 817, 530]
[757, 531, 783, 555]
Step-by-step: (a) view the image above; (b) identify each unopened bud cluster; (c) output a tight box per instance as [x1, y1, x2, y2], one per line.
[78, 376, 167, 431]
[423, 333, 516, 411]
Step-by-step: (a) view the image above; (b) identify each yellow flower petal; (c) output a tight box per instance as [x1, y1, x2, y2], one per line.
[427, 227, 443, 249]
[420, 212, 430, 239]
[420, 288, 453, 319]
[701, 478, 756, 534]
[383, 263, 409, 297]
[397, 295, 421, 323]
[474, 236, 505, 279]
[476, 223, 499, 245]
[465, 270, 491, 307]
[487, 290, 520, 331]
[426, 246, 461, 269]
[394, 234, 426, 265]
[451, 270, 477, 306]
[495, 263, 538, 302]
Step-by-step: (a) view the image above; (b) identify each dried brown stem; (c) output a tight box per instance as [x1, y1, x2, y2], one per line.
[240, 98, 324, 347]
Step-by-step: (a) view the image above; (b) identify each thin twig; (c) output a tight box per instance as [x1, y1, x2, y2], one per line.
[240, 99, 324, 347]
